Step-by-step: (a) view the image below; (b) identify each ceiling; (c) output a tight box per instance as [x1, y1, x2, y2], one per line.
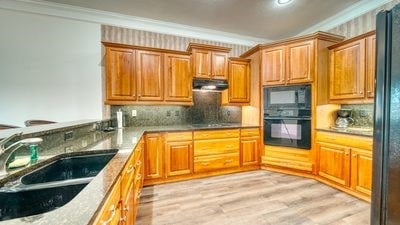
[43, 0, 362, 40]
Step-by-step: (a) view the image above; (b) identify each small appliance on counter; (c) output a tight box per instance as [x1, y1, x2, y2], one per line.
[334, 109, 354, 129]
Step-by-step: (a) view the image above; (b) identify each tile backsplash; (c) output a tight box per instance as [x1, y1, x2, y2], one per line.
[341, 104, 374, 127]
[111, 92, 241, 126]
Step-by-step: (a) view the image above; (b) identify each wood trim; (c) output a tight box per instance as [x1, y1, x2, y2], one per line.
[228, 57, 251, 62]
[102, 42, 191, 55]
[104, 100, 194, 106]
[240, 31, 344, 58]
[328, 30, 376, 50]
[187, 42, 231, 53]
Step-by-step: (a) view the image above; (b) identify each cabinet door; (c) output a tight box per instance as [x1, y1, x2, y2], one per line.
[287, 40, 314, 84]
[164, 54, 192, 102]
[261, 47, 286, 86]
[329, 40, 366, 100]
[144, 133, 164, 180]
[165, 141, 193, 177]
[366, 35, 376, 98]
[93, 178, 122, 225]
[192, 49, 211, 79]
[136, 50, 163, 101]
[212, 52, 228, 80]
[228, 60, 250, 103]
[121, 182, 135, 225]
[351, 148, 372, 196]
[105, 47, 136, 101]
[240, 137, 260, 166]
[318, 142, 350, 186]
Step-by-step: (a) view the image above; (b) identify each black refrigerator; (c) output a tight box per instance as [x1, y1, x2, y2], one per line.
[372, 3, 400, 225]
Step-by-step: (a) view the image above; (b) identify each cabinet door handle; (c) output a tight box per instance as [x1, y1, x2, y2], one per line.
[126, 164, 135, 174]
[345, 152, 349, 156]
[137, 191, 142, 199]
[360, 91, 363, 94]
[120, 216, 127, 222]
[225, 159, 234, 163]
[352, 154, 357, 157]
[201, 162, 210, 166]
[136, 173, 142, 181]
[100, 204, 116, 225]
[136, 160, 142, 166]
[124, 206, 129, 212]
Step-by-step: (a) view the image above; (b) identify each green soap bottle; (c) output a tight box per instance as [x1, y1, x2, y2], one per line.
[29, 144, 38, 162]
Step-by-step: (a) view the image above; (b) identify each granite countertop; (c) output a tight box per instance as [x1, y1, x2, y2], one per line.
[0, 123, 260, 225]
[316, 127, 373, 137]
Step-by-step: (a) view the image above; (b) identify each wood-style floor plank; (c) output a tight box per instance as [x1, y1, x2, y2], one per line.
[136, 171, 370, 225]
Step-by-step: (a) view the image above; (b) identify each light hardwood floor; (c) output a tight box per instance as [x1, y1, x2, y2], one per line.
[136, 171, 370, 225]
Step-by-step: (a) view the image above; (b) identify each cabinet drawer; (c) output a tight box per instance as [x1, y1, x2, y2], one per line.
[316, 131, 372, 150]
[241, 128, 260, 137]
[194, 138, 239, 156]
[166, 131, 193, 142]
[194, 153, 239, 173]
[193, 129, 239, 140]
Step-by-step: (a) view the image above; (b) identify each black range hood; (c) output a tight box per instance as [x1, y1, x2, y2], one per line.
[192, 79, 228, 91]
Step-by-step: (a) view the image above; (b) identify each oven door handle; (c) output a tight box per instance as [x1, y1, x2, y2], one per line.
[264, 117, 311, 120]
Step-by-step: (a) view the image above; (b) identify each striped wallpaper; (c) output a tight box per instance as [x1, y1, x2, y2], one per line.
[101, 25, 251, 57]
[327, 0, 400, 38]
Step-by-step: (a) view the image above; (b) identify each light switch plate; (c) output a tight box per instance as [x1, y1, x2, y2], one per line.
[132, 110, 137, 117]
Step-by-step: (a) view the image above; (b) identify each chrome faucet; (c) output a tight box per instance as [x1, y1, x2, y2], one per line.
[0, 133, 43, 178]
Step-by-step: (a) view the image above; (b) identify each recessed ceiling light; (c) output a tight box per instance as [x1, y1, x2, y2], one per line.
[277, 0, 293, 5]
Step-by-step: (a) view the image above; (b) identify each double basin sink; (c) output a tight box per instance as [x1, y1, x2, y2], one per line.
[0, 151, 117, 221]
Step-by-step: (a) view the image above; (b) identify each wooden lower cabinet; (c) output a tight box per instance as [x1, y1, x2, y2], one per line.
[316, 131, 373, 200]
[351, 148, 372, 196]
[93, 178, 122, 225]
[317, 142, 350, 186]
[144, 133, 164, 180]
[165, 140, 193, 177]
[240, 128, 260, 166]
[194, 153, 239, 173]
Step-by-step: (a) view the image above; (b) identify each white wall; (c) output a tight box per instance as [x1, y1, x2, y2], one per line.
[0, 9, 102, 127]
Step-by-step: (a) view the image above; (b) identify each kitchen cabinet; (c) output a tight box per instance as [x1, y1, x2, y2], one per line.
[187, 43, 230, 80]
[93, 177, 121, 225]
[193, 129, 240, 173]
[165, 132, 193, 177]
[144, 133, 164, 180]
[105, 47, 136, 101]
[136, 50, 164, 101]
[240, 128, 260, 166]
[317, 142, 351, 186]
[261, 40, 313, 86]
[164, 53, 192, 102]
[222, 58, 251, 105]
[328, 31, 376, 103]
[103, 42, 192, 105]
[316, 131, 373, 200]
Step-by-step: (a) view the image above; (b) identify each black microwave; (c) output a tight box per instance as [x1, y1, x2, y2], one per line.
[263, 84, 311, 110]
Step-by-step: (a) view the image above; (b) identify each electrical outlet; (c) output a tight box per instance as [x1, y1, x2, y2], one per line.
[167, 111, 171, 117]
[132, 110, 137, 117]
[175, 110, 180, 116]
[64, 131, 73, 141]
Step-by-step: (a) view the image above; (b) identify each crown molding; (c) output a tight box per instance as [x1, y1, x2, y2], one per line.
[0, 0, 268, 46]
[297, 0, 393, 36]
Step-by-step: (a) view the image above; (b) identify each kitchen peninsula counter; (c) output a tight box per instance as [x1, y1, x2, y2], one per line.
[0, 123, 259, 225]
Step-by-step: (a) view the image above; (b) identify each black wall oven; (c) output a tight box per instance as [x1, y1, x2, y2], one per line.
[263, 85, 312, 149]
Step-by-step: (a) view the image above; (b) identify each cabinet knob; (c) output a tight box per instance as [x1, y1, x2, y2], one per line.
[359, 91, 363, 94]
[367, 91, 372, 93]
[345, 152, 349, 156]
[352, 154, 357, 157]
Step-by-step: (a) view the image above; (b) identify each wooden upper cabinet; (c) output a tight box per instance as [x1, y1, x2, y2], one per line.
[105, 47, 136, 101]
[136, 50, 164, 101]
[192, 49, 211, 79]
[261, 46, 286, 86]
[227, 59, 250, 103]
[329, 39, 366, 100]
[212, 52, 229, 80]
[164, 54, 192, 102]
[187, 43, 231, 80]
[286, 40, 314, 84]
[366, 35, 376, 98]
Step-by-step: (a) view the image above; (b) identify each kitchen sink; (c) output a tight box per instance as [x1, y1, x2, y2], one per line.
[0, 150, 117, 221]
[0, 183, 86, 221]
[21, 152, 117, 185]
